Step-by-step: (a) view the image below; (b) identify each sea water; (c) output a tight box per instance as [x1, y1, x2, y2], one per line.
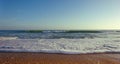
[0, 30, 120, 54]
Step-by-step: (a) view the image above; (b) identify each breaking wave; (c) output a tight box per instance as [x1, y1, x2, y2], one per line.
[0, 39, 120, 54]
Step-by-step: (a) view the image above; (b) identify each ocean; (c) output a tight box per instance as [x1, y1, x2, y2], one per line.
[0, 30, 120, 39]
[0, 30, 120, 54]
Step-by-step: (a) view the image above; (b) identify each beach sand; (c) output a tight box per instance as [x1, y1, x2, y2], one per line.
[0, 53, 120, 64]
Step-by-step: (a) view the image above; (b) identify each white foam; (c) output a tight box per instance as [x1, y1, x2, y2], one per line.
[0, 37, 18, 40]
[0, 38, 120, 54]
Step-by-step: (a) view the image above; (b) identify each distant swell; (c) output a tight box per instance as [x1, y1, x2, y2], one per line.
[0, 30, 120, 39]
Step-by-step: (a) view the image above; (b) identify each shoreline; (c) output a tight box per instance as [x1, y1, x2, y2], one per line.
[0, 51, 120, 54]
[0, 52, 120, 64]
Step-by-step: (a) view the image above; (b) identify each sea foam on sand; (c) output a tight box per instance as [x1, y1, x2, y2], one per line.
[0, 38, 120, 54]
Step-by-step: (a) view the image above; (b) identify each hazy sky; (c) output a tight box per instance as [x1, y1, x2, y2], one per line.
[0, 0, 120, 30]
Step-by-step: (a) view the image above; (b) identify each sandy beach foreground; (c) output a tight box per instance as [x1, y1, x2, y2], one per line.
[0, 53, 120, 64]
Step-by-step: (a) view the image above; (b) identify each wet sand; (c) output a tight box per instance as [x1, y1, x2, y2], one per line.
[0, 52, 120, 64]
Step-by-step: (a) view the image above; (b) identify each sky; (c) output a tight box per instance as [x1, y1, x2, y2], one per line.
[0, 0, 120, 30]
